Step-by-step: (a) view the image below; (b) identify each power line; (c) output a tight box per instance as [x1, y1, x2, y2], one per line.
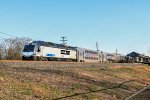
[0, 36, 6, 41]
[0, 32, 17, 38]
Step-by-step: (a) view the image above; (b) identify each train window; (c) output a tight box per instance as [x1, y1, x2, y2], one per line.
[85, 50, 87, 53]
[80, 53, 82, 56]
[66, 51, 70, 55]
[37, 47, 40, 52]
[61, 50, 66, 54]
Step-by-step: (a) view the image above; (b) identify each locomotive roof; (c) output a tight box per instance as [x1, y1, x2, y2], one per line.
[32, 41, 76, 50]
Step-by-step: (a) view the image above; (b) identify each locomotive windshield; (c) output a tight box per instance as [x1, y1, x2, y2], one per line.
[23, 45, 35, 52]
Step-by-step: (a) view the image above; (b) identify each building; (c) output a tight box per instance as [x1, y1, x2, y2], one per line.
[126, 52, 145, 63]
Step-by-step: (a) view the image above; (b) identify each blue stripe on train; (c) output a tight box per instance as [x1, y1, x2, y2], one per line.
[46, 54, 55, 57]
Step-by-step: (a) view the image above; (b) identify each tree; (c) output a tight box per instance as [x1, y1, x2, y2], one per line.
[0, 48, 2, 60]
[0, 37, 32, 60]
[6, 48, 14, 60]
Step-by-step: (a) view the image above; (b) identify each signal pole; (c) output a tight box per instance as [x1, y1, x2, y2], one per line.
[60, 36, 68, 45]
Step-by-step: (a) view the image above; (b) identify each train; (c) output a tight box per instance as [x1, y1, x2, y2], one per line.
[22, 41, 125, 62]
[143, 56, 150, 65]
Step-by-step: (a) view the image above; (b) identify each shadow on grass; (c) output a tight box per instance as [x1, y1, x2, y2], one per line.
[0, 64, 137, 100]
[12, 67, 125, 87]
[53, 80, 135, 100]
[10, 67, 136, 99]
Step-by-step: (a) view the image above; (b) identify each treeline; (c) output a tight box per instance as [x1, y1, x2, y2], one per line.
[0, 37, 32, 60]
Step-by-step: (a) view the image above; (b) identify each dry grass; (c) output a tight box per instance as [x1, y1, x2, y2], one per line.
[0, 62, 150, 100]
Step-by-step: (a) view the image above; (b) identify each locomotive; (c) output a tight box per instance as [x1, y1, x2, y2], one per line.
[22, 41, 124, 62]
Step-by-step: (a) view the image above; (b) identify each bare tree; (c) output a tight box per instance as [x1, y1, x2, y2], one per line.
[0, 47, 2, 60]
[6, 48, 14, 60]
[0, 37, 32, 60]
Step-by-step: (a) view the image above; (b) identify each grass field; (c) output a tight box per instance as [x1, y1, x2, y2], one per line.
[0, 62, 150, 100]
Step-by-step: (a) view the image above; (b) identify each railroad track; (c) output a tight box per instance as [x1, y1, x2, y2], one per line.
[126, 86, 150, 100]
[0, 60, 79, 63]
[0, 60, 97, 63]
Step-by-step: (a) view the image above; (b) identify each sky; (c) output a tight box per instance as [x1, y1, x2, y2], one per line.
[0, 0, 150, 55]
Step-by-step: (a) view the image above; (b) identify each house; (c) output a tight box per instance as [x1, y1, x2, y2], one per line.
[126, 52, 145, 63]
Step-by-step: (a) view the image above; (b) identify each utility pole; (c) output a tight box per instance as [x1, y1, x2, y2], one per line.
[96, 42, 99, 51]
[116, 49, 118, 61]
[116, 49, 118, 55]
[60, 36, 68, 45]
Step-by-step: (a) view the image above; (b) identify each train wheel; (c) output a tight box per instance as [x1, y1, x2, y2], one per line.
[36, 56, 42, 61]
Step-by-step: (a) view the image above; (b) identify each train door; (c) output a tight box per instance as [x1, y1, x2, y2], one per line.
[83, 51, 85, 62]
[77, 50, 79, 62]
[99, 53, 101, 62]
[78, 51, 84, 62]
[102, 52, 104, 62]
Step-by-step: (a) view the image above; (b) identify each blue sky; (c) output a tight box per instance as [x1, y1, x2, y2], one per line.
[0, 0, 150, 55]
